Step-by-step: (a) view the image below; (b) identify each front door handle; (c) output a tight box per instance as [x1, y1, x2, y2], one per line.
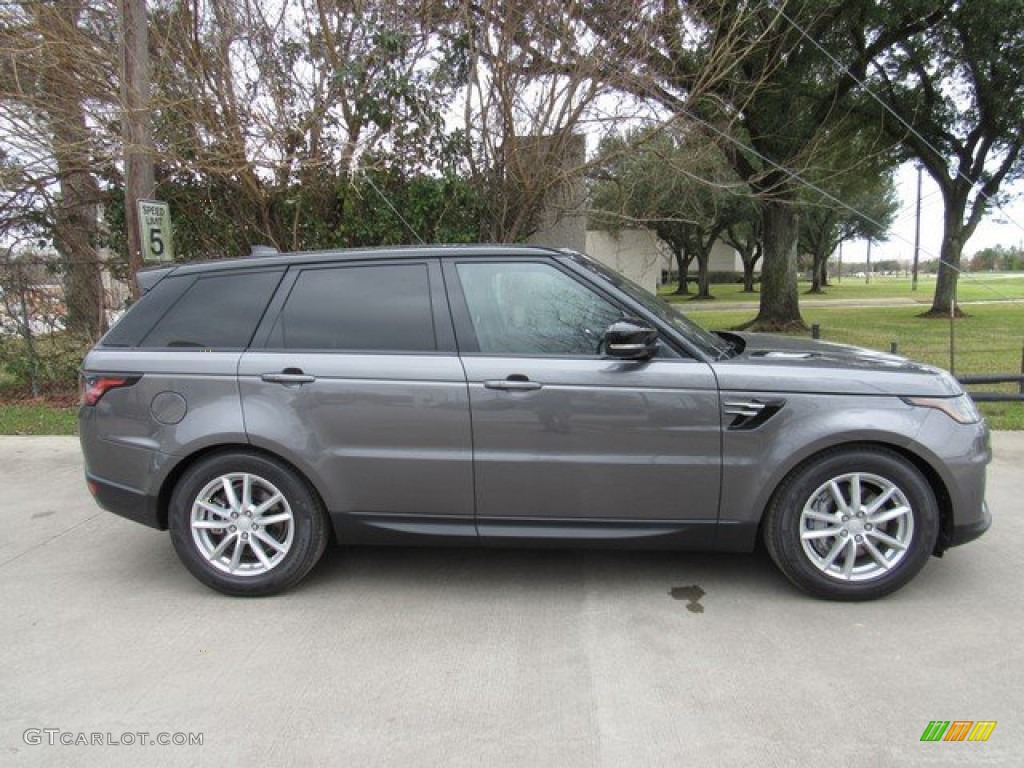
[261, 369, 316, 385]
[484, 377, 542, 392]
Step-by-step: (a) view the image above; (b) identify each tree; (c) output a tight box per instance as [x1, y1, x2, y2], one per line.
[136, 0, 466, 259]
[565, 1, 943, 330]
[0, 0, 117, 339]
[798, 141, 899, 293]
[590, 126, 745, 298]
[721, 200, 762, 293]
[864, 0, 1024, 315]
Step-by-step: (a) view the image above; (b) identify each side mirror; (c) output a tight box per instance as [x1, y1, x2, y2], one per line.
[602, 318, 659, 360]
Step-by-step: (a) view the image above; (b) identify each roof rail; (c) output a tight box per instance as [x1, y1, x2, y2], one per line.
[248, 244, 279, 258]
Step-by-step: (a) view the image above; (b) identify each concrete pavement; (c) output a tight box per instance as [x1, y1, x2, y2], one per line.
[1, 434, 1022, 767]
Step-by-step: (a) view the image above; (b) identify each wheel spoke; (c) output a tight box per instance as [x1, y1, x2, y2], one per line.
[868, 505, 911, 525]
[256, 511, 292, 526]
[820, 536, 847, 570]
[803, 509, 839, 524]
[241, 473, 252, 509]
[193, 519, 231, 530]
[197, 500, 232, 519]
[228, 536, 245, 572]
[249, 537, 273, 569]
[253, 493, 284, 516]
[221, 477, 240, 512]
[801, 526, 843, 540]
[841, 538, 857, 579]
[253, 528, 286, 552]
[867, 528, 907, 551]
[828, 481, 849, 513]
[863, 537, 891, 570]
[866, 486, 897, 515]
[849, 474, 862, 511]
[209, 533, 236, 560]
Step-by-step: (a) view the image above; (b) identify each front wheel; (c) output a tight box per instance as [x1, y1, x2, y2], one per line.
[763, 447, 940, 601]
[169, 452, 329, 596]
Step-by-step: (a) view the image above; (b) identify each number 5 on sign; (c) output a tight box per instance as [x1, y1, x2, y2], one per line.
[137, 199, 174, 263]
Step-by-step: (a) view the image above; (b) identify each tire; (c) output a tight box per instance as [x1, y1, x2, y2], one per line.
[168, 451, 329, 596]
[762, 447, 939, 601]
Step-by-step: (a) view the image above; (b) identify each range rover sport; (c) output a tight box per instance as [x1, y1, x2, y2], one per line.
[78, 245, 991, 599]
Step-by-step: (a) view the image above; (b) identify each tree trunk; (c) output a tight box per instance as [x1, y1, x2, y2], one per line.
[750, 197, 805, 330]
[808, 248, 826, 293]
[42, 1, 106, 339]
[925, 205, 967, 317]
[741, 248, 759, 292]
[695, 250, 712, 299]
[673, 248, 690, 295]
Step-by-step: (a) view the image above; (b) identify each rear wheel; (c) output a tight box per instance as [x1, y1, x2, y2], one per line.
[169, 452, 329, 596]
[763, 447, 939, 600]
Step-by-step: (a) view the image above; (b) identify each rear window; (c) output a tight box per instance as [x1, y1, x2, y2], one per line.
[139, 270, 283, 349]
[100, 274, 191, 347]
[267, 263, 436, 352]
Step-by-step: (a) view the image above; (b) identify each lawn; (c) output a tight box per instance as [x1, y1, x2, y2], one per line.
[0, 402, 78, 435]
[660, 273, 1024, 303]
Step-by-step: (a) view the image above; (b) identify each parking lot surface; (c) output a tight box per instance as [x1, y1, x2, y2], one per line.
[2, 434, 1021, 767]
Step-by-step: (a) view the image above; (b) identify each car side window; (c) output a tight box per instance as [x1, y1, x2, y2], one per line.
[267, 263, 436, 352]
[455, 262, 624, 356]
[140, 271, 282, 349]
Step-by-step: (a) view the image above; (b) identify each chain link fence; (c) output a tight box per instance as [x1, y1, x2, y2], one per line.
[0, 256, 128, 398]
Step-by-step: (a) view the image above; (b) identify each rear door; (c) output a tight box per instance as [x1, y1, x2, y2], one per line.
[238, 258, 474, 541]
[444, 258, 722, 547]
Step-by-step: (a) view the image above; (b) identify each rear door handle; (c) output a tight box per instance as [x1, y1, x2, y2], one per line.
[484, 377, 542, 392]
[261, 369, 316, 385]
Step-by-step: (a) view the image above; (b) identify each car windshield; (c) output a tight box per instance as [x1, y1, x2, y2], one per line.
[563, 252, 733, 359]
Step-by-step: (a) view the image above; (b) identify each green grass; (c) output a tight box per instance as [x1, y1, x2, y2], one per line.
[0, 403, 78, 435]
[660, 273, 1024, 303]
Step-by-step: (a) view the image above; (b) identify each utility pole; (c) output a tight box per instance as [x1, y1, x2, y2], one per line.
[120, 0, 154, 298]
[912, 164, 922, 291]
[866, 239, 872, 284]
[837, 242, 842, 283]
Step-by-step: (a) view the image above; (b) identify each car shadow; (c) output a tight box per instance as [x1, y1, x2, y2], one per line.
[294, 543, 796, 603]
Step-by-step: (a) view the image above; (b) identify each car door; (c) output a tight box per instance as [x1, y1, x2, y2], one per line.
[238, 258, 475, 542]
[444, 258, 722, 548]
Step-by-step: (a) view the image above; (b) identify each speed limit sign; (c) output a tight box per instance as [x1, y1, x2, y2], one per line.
[137, 199, 174, 262]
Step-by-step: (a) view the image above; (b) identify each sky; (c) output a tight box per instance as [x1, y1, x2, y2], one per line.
[845, 163, 1024, 266]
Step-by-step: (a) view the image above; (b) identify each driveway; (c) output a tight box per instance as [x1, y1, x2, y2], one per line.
[1, 434, 1021, 767]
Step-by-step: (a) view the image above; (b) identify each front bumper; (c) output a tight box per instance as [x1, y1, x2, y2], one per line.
[948, 500, 991, 548]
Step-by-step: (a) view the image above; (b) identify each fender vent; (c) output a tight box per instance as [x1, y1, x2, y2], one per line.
[722, 399, 785, 430]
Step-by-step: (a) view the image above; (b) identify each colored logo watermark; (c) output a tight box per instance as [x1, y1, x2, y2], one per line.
[920, 721, 996, 742]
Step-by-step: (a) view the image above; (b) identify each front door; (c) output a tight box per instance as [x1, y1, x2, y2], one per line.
[445, 259, 722, 547]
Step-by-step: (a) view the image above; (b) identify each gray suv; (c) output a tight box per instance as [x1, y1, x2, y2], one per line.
[79, 246, 990, 599]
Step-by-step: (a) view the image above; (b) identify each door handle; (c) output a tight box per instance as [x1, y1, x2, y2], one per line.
[261, 370, 316, 385]
[484, 378, 542, 391]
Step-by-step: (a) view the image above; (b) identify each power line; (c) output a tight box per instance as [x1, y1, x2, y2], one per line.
[771, 2, 1024, 239]
[362, 174, 425, 245]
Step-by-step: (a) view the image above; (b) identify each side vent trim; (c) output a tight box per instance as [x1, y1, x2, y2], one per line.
[722, 399, 786, 430]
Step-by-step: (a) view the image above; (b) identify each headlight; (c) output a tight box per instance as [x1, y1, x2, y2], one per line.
[902, 394, 982, 424]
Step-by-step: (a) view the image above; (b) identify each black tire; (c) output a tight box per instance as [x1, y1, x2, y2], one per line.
[169, 451, 329, 596]
[762, 446, 939, 601]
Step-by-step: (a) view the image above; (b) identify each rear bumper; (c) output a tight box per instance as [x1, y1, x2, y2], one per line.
[948, 500, 991, 548]
[86, 473, 164, 530]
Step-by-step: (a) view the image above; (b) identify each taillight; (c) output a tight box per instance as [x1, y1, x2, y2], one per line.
[80, 374, 139, 406]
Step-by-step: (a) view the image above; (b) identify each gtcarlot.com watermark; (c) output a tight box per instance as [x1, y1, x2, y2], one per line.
[24, 729, 203, 747]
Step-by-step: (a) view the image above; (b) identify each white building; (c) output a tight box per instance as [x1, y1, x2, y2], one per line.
[585, 229, 743, 293]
